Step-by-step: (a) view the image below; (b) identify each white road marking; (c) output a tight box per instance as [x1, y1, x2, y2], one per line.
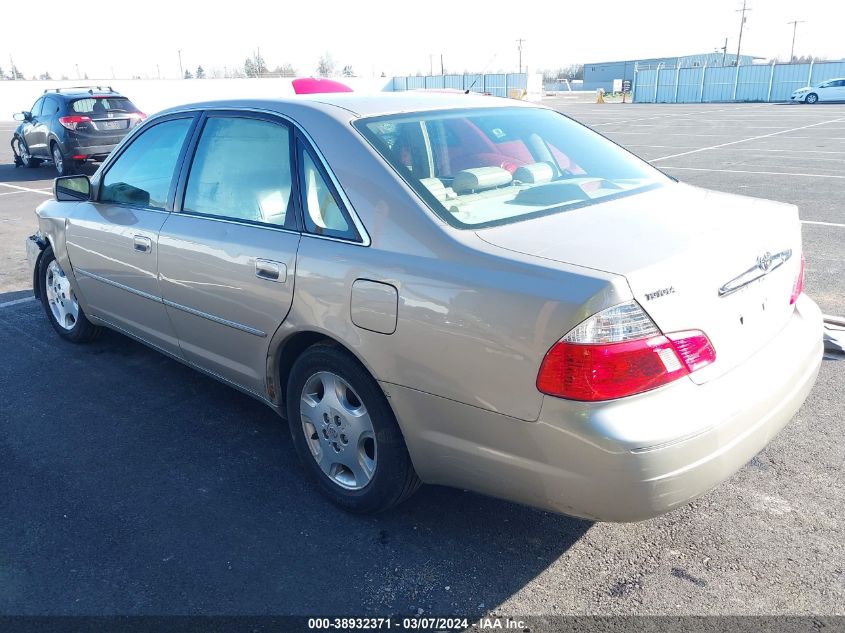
[801, 220, 845, 228]
[650, 117, 845, 162]
[661, 166, 845, 178]
[0, 296, 35, 309]
[0, 190, 32, 197]
[0, 183, 52, 196]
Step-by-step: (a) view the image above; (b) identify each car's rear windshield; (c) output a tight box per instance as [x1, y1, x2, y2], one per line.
[70, 97, 138, 115]
[354, 106, 669, 229]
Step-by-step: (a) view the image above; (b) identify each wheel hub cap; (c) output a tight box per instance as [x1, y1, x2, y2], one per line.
[300, 371, 376, 490]
[45, 260, 79, 331]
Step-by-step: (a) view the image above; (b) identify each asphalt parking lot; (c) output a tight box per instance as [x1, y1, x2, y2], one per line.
[1, 103, 843, 618]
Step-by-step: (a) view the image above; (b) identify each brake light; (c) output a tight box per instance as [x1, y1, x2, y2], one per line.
[58, 115, 91, 130]
[790, 254, 805, 305]
[131, 111, 147, 120]
[537, 301, 716, 401]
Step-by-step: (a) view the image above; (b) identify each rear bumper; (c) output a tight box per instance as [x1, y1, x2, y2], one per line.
[64, 143, 117, 159]
[388, 295, 823, 521]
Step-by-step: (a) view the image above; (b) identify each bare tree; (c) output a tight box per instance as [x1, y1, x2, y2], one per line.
[196, 65, 205, 79]
[317, 53, 336, 77]
[342, 65, 355, 77]
[272, 64, 296, 77]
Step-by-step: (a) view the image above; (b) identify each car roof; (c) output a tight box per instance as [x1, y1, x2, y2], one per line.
[157, 91, 545, 121]
[44, 89, 127, 99]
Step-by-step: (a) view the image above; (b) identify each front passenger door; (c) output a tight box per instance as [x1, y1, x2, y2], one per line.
[65, 115, 196, 356]
[25, 97, 47, 156]
[157, 113, 301, 396]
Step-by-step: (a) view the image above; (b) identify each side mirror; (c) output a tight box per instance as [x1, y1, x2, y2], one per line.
[13, 111, 31, 122]
[55, 175, 92, 202]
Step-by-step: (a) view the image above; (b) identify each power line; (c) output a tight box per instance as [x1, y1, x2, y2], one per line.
[787, 20, 805, 62]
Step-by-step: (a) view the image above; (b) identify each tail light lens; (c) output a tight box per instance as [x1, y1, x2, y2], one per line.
[790, 254, 805, 305]
[58, 115, 92, 130]
[131, 111, 147, 120]
[537, 301, 716, 401]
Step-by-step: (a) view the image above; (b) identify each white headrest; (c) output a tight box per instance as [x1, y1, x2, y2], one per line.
[451, 166, 513, 194]
[514, 162, 554, 184]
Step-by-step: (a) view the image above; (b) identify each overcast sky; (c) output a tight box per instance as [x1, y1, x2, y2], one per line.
[4, 0, 844, 80]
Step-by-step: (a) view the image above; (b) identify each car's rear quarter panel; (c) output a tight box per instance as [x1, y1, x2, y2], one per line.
[280, 106, 632, 422]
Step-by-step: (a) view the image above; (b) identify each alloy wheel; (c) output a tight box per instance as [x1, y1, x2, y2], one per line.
[52, 145, 64, 174]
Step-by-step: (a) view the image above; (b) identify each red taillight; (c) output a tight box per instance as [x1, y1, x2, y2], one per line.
[58, 115, 91, 130]
[537, 330, 715, 402]
[131, 111, 147, 120]
[71, 154, 87, 160]
[790, 254, 805, 305]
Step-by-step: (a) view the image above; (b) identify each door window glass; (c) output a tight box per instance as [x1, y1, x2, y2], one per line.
[183, 117, 295, 228]
[100, 118, 192, 210]
[30, 98, 44, 117]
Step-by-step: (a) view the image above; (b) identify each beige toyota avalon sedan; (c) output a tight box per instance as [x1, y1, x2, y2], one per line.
[26, 93, 823, 521]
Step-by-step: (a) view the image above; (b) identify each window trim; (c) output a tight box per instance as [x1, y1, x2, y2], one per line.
[295, 134, 363, 243]
[154, 105, 369, 246]
[173, 111, 302, 233]
[94, 112, 200, 213]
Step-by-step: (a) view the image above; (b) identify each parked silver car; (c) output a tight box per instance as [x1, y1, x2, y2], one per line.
[26, 93, 823, 521]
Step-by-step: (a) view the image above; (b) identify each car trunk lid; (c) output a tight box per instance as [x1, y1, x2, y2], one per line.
[475, 183, 803, 384]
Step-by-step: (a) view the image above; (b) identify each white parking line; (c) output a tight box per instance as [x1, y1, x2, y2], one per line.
[660, 166, 845, 178]
[0, 183, 52, 196]
[0, 296, 35, 309]
[650, 117, 845, 162]
[801, 220, 845, 228]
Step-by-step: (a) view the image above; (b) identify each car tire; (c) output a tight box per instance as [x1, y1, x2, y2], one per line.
[14, 137, 42, 168]
[805, 93, 819, 104]
[39, 248, 102, 343]
[286, 343, 421, 514]
[51, 142, 72, 176]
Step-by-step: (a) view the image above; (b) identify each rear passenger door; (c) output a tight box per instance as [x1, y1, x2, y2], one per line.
[157, 112, 301, 397]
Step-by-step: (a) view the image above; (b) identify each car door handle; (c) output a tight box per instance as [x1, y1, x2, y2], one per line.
[255, 258, 286, 282]
[133, 235, 152, 253]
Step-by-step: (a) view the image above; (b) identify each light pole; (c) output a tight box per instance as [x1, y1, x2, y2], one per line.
[787, 20, 805, 62]
[516, 38, 525, 73]
[178, 49, 183, 79]
[735, 0, 751, 66]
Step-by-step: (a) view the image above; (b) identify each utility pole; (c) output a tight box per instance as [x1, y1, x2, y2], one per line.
[735, 0, 751, 67]
[9, 54, 16, 81]
[440, 53, 444, 75]
[721, 37, 728, 66]
[178, 49, 183, 80]
[157, 64, 161, 79]
[787, 20, 805, 62]
[516, 38, 525, 73]
[429, 54, 433, 76]
[75, 63, 80, 80]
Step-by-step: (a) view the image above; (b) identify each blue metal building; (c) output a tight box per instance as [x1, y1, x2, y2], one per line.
[583, 53, 759, 91]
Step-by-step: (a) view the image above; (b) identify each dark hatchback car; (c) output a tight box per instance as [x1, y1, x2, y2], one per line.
[12, 86, 146, 176]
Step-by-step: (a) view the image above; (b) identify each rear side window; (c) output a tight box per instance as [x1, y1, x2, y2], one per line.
[298, 142, 359, 241]
[182, 116, 295, 228]
[72, 97, 138, 114]
[100, 118, 192, 210]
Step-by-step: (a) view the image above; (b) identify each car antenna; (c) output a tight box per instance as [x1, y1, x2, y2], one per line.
[465, 53, 498, 94]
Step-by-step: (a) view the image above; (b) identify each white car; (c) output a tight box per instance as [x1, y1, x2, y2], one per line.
[791, 78, 845, 104]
